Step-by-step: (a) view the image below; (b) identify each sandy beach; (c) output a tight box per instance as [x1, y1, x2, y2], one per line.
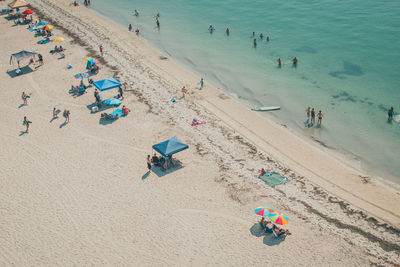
[0, 0, 399, 265]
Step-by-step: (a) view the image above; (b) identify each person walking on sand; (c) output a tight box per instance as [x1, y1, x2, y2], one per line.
[147, 155, 152, 173]
[310, 108, 315, 125]
[119, 86, 124, 100]
[181, 86, 187, 98]
[21, 91, 28, 105]
[317, 110, 323, 125]
[53, 107, 58, 118]
[199, 78, 204, 90]
[23, 116, 31, 133]
[99, 45, 103, 56]
[38, 54, 43, 65]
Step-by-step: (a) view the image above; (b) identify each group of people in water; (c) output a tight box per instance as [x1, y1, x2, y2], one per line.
[305, 107, 323, 128]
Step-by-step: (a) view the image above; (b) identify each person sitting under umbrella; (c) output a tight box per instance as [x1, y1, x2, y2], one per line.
[273, 224, 291, 237]
[152, 153, 160, 166]
[90, 64, 99, 74]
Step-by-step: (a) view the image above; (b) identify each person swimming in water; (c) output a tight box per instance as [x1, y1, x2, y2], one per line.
[293, 56, 298, 66]
[266, 36, 270, 42]
[226, 27, 230, 35]
[209, 25, 215, 33]
[259, 33, 263, 39]
[156, 18, 160, 28]
[128, 24, 132, 31]
[253, 38, 257, 47]
[277, 58, 281, 67]
[134, 9, 139, 16]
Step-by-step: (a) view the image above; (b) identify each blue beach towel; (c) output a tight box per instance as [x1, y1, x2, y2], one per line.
[38, 39, 50, 44]
[111, 109, 124, 118]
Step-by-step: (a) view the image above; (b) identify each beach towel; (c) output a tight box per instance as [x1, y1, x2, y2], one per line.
[37, 39, 50, 44]
[103, 98, 122, 106]
[258, 172, 290, 187]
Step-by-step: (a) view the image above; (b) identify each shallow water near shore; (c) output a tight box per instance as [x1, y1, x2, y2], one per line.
[89, 0, 400, 182]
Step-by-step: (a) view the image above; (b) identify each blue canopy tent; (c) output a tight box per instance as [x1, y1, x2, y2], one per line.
[93, 78, 122, 92]
[152, 137, 189, 157]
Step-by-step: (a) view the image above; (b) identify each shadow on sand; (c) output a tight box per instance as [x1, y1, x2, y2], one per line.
[7, 66, 34, 78]
[141, 172, 150, 181]
[249, 223, 286, 246]
[151, 163, 184, 178]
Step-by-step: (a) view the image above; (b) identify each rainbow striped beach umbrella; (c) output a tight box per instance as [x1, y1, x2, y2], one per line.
[268, 212, 289, 225]
[74, 72, 88, 78]
[254, 207, 277, 217]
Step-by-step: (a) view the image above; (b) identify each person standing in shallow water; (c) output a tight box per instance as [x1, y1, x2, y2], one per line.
[156, 19, 160, 28]
[305, 107, 310, 125]
[317, 110, 323, 125]
[129, 24, 132, 31]
[310, 108, 315, 125]
[277, 58, 281, 67]
[253, 38, 257, 47]
[293, 56, 298, 66]
[388, 107, 394, 121]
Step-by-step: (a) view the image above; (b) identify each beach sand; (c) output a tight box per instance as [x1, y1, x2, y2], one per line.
[0, 0, 399, 265]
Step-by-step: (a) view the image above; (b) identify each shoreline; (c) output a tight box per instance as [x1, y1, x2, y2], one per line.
[88, 0, 400, 184]
[60, 0, 400, 224]
[90, 0, 400, 185]
[1, 0, 399, 265]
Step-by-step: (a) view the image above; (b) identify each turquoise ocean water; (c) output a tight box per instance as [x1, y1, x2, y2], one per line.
[89, 0, 400, 181]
